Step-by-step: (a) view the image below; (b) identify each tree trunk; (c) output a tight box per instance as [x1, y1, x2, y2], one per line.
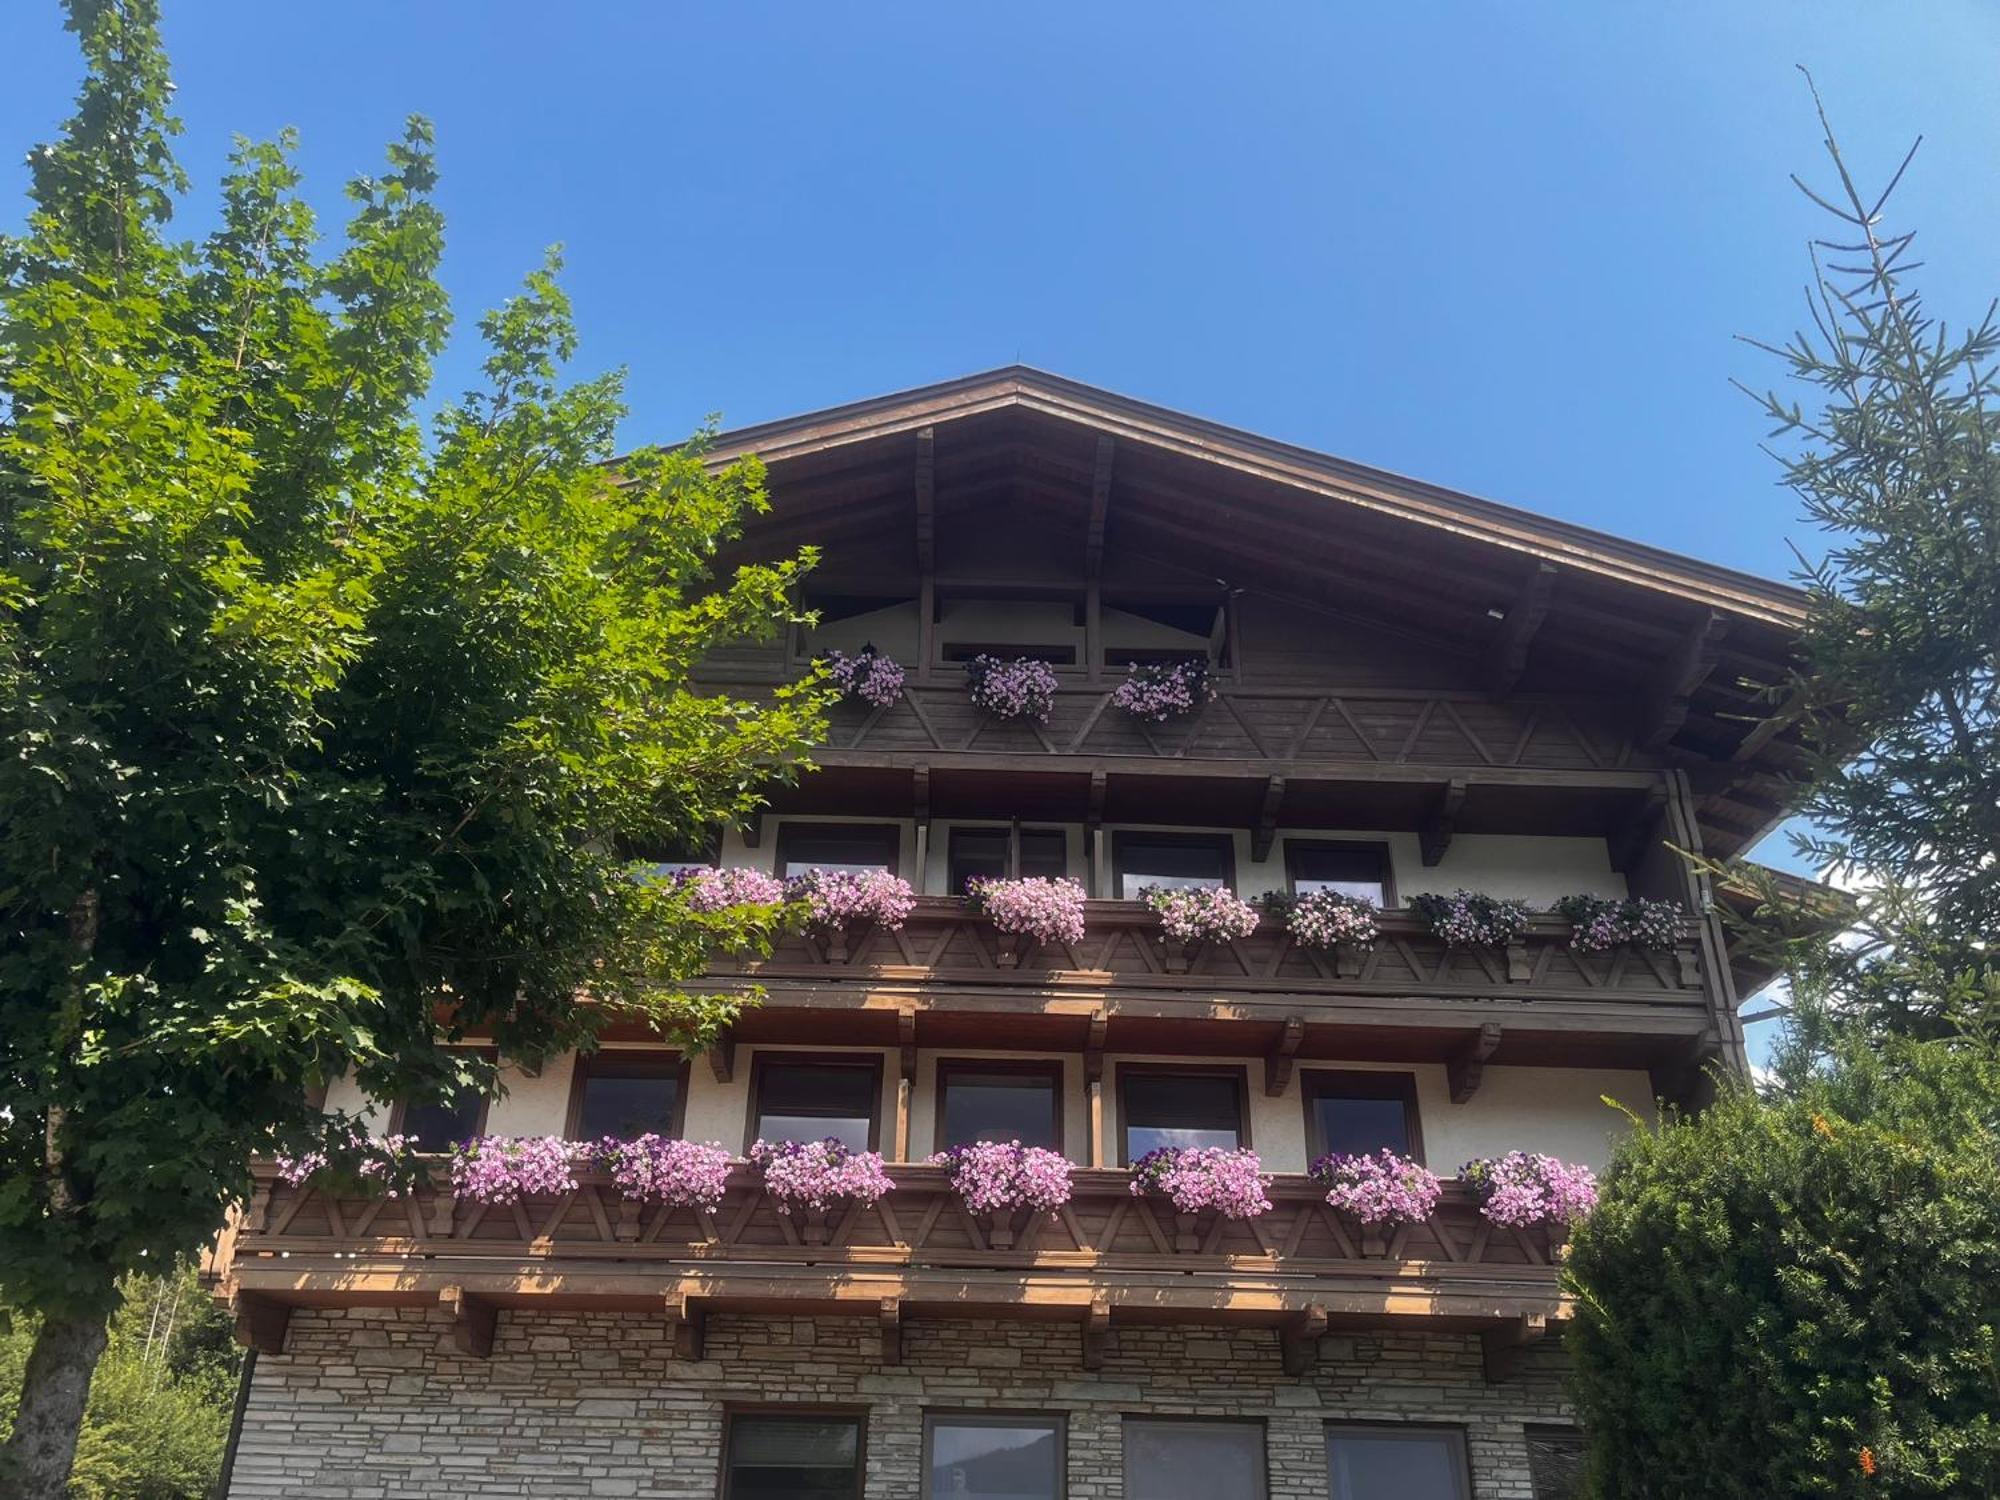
[1, 1311, 111, 1499]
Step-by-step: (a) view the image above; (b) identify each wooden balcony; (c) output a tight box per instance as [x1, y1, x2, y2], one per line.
[210, 1162, 1568, 1377]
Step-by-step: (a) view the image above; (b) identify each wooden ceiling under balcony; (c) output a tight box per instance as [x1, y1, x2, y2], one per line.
[697, 368, 1808, 860]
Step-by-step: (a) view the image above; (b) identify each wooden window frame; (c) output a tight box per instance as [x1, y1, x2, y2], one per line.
[947, 824, 1068, 892]
[1122, 1416, 1268, 1499]
[563, 1050, 690, 1141]
[932, 1058, 1066, 1155]
[941, 641, 1079, 667]
[1283, 838, 1396, 906]
[1324, 1423, 1471, 1500]
[1110, 829, 1237, 900]
[719, 1405, 869, 1500]
[921, 1410, 1067, 1500]
[745, 1052, 887, 1154]
[1113, 1062, 1251, 1167]
[387, 1046, 496, 1150]
[1300, 1068, 1425, 1165]
[774, 821, 901, 878]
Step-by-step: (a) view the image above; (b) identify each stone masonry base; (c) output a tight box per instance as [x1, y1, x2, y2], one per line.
[226, 1309, 1574, 1498]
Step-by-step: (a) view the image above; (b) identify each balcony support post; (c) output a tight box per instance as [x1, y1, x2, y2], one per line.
[912, 766, 931, 895]
[896, 1009, 918, 1161]
[1280, 1304, 1328, 1376]
[441, 1285, 496, 1359]
[1085, 1014, 1107, 1168]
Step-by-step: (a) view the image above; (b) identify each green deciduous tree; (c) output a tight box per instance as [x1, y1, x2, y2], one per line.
[0, 3, 826, 1492]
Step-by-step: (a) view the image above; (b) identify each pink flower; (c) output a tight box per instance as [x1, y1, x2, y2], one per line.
[1144, 885, 1260, 945]
[274, 1120, 418, 1198]
[1271, 890, 1380, 948]
[785, 868, 917, 931]
[1129, 1146, 1273, 1219]
[965, 876, 1088, 947]
[965, 655, 1060, 722]
[673, 866, 787, 912]
[823, 646, 906, 708]
[1111, 659, 1215, 722]
[1409, 890, 1532, 947]
[1311, 1149, 1442, 1225]
[1461, 1151, 1599, 1227]
[750, 1137, 894, 1215]
[934, 1141, 1074, 1215]
[448, 1135, 583, 1205]
[595, 1135, 733, 1211]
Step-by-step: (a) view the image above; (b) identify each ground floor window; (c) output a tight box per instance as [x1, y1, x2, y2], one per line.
[722, 1411, 864, 1500]
[1526, 1425, 1588, 1500]
[1122, 1418, 1266, 1498]
[924, 1412, 1063, 1499]
[1326, 1424, 1470, 1500]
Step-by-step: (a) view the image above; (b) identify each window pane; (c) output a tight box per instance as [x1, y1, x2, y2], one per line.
[1526, 1428, 1587, 1500]
[929, 1418, 1061, 1500]
[1310, 1095, 1411, 1159]
[779, 826, 897, 877]
[1327, 1431, 1466, 1500]
[574, 1065, 680, 1141]
[950, 829, 1011, 894]
[1118, 838, 1228, 899]
[755, 1062, 877, 1151]
[1124, 1420, 1264, 1499]
[1123, 1073, 1241, 1160]
[1019, 830, 1067, 880]
[940, 1069, 1060, 1149]
[1290, 845, 1386, 903]
[728, 1415, 860, 1500]
[399, 1090, 483, 1152]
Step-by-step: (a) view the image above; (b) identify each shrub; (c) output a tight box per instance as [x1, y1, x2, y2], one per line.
[1128, 1147, 1272, 1219]
[965, 654, 1060, 721]
[965, 876, 1088, 947]
[1143, 886, 1261, 945]
[1409, 889, 1532, 947]
[933, 1142, 1074, 1215]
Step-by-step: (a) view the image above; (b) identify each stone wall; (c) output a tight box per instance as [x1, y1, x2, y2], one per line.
[227, 1310, 1574, 1499]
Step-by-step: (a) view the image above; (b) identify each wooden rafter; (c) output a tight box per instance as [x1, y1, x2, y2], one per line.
[914, 427, 936, 572]
[1639, 611, 1729, 750]
[1085, 435, 1114, 578]
[1484, 562, 1558, 697]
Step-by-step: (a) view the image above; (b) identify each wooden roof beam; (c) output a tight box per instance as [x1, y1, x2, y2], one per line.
[1484, 562, 1558, 697]
[914, 427, 936, 573]
[1085, 435, 1115, 578]
[1639, 611, 1730, 750]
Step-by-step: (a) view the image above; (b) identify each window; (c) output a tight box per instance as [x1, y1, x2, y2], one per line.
[393, 1051, 492, 1152]
[1113, 832, 1233, 900]
[1119, 1067, 1246, 1163]
[1301, 1071, 1422, 1162]
[1286, 840, 1393, 905]
[948, 827, 1068, 894]
[1525, 1426, 1587, 1500]
[1123, 1419, 1265, 1499]
[567, 1053, 683, 1141]
[943, 643, 1077, 664]
[750, 1057, 881, 1152]
[621, 826, 718, 879]
[722, 1412, 864, 1500]
[936, 1061, 1062, 1151]
[1326, 1426, 1470, 1500]
[776, 822, 900, 877]
[925, 1413, 1063, 1500]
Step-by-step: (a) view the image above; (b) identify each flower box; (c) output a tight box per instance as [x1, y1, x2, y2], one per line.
[1110, 659, 1215, 722]
[1142, 885, 1260, 972]
[965, 654, 1060, 722]
[965, 876, 1088, 962]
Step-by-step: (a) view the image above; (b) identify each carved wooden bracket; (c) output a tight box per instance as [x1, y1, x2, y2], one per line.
[708, 1028, 735, 1085]
[231, 1292, 291, 1355]
[1481, 1312, 1548, 1382]
[1265, 1017, 1305, 1097]
[741, 811, 763, 849]
[1084, 1013, 1107, 1085]
[666, 1293, 706, 1360]
[1421, 777, 1467, 867]
[1639, 610, 1728, 750]
[1081, 1296, 1110, 1370]
[879, 1298, 904, 1365]
[1448, 1023, 1504, 1104]
[898, 1008, 918, 1082]
[441, 1285, 497, 1358]
[1650, 1027, 1722, 1112]
[1251, 776, 1286, 863]
[1280, 1305, 1328, 1376]
[1611, 785, 1670, 874]
[1086, 769, 1107, 833]
[1485, 561, 1557, 697]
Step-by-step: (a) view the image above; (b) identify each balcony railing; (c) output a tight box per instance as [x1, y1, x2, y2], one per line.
[718, 898, 1703, 1004]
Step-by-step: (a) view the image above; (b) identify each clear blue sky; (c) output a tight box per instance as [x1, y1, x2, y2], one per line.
[5, 2, 1996, 1033]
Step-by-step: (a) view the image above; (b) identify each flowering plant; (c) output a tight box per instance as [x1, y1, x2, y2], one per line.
[274, 1119, 419, 1196]
[1144, 885, 1260, 946]
[933, 1141, 1074, 1215]
[1553, 894, 1684, 951]
[822, 644, 905, 708]
[1111, 659, 1215, 722]
[1310, 1149, 1442, 1226]
[448, 1135, 583, 1206]
[1128, 1146, 1273, 1219]
[1460, 1152, 1599, 1228]
[965, 875, 1088, 947]
[1264, 889, 1380, 948]
[750, 1137, 894, 1215]
[596, 1135, 734, 1211]
[785, 867, 917, 932]
[965, 654, 1060, 722]
[1409, 889, 1532, 947]
[673, 865, 788, 912]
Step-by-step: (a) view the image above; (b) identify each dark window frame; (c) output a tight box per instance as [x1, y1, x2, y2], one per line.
[1122, 1416, 1269, 1499]
[564, 1050, 690, 1142]
[1283, 838, 1396, 906]
[774, 821, 902, 878]
[1300, 1069, 1425, 1164]
[932, 1058, 1066, 1154]
[942, 641, 1079, 666]
[1324, 1423, 1472, 1500]
[719, 1405, 869, 1500]
[921, 1410, 1067, 1500]
[745, 1052, 886, 1154]
[1114, 1062, 1251, 1166]
[387, 1046, 496, 1152]
[1110, 829, 1237, 900]
[947, 825, 1069, 893]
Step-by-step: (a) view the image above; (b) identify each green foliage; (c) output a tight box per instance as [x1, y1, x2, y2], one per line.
[0, 1266, 241, 1499]
[1565, 1041, 2000, 1498]
[0, 0, 828, 1350]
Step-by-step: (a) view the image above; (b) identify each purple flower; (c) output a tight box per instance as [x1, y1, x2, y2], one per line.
[1111, 659, 1216, 722]
[1409, 889, 1532, 947]
[448, 1135, 584, 1205]
[965, 655, 1060, 722]
[823, 646, 906, 708]
[274, 1120, 418, 1198]
[672, 866, 788, 912]
[750, 1137, 894, 1215]
[1310, 1149, 1442, 1226]
[965, 876, 1088, 947]
[1461, 1151, 1599, 1228]
[933, 1141, 1074, 1215]
[1128, 1146, 1273, 1219]
[595, 1135, 734, 1211]
[1553, 895, 1684, 952]
[785, 868, 917, 932]
[1143, 885, 1260, 945]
